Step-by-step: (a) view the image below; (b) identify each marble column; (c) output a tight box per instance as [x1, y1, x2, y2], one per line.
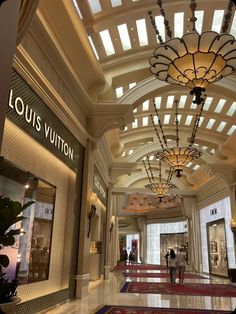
[104, 183, 113, 279]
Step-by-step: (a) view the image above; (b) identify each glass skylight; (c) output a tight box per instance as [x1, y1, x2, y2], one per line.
[166, 96, 174, 108]
[129, 82, 136, 89]
[155, 97, 162, 109]
[153, 115, 158, 125]
[116, 87, 123, 98]
[155, 16, 165, 43]
[149, 155, 154, 160]
[203, 97, 213, 111]
[88, 0, 102, 14]
[111, 0, 122, 7]
[217, 121, 226, 132]
[211, 10, 224, 33]
[117, 24, 132, 51]
[174, 12, 184, 38]
[177, 114, 182, 123]
[195, 11, 204, 34]
[122, 151, 126, 157]
[230, 11, 236, 37]
[179, 95, 187, 108]
[136, 19, 148, 46]
[215, 99, 226, 113]
[72, 0, 83, 19]
[164, 114, 170, 124]
[202, 146, 208, 150]
[132, 119, 138, 128]
[190, 102, 197, 109]
[206, 118, 216, 129]
[128, 149, 134, 155]
[186, 162, 193, 168]
[226, 102, 236, 116]
[143, 100, 149, 111]
[198, 117, 204, 127]
[227, 125, 236, 136]
[193, 165, 200, 171]
[210, 148, 215, 154]
[88, 36, 99, 60]
[133, 108, 137, 113]
[185, 115, 193, 125]
[142, 117, 148, 126]
[123, 126, 128, 131]
[100, 30, 115, 56]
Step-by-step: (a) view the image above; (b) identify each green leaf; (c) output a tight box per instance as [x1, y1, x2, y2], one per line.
[0, 254, 9, 268]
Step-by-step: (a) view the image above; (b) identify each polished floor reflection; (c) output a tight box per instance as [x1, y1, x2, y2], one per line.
[40, 269, 236, 313]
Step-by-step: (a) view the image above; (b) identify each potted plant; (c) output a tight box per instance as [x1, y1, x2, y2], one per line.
[0, 195, 34, 313]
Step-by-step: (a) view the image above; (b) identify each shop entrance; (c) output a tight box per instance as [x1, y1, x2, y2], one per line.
[207, 218, 228, 277]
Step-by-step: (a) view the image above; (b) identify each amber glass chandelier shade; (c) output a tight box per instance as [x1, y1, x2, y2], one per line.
[150, 31, 236, 92]
[155, 146, 202, 177]
[145, 182, 175, 199]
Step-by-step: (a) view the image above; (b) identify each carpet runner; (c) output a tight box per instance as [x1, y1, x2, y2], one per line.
[123, 272, 207, 279]
[120, 282, 236, 297]
[114, 264, 166, 271]
[95, 305, 232, 314]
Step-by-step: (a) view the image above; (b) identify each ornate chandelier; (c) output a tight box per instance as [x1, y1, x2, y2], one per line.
[143, 156, 175, 200]
[149, 0, 236, 105]
[151, 98, 204, 177]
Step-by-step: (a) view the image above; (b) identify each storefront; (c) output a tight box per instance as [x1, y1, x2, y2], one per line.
[1, 69, 84, 310]
[89, 166, 107, 280]
[200, 197, 236, 277]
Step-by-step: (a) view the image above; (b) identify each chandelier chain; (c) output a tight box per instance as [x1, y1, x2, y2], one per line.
[221, 1, 234, 34]
[151, 114, 165, 149]
[147, 156, 155, 182]
[153, 100, 168, 147]
[189, 98, 205, 147]
[175, 100, 180, 147]
[143, 158, 152, 184]
[159, 159, 162, 182]
[156, 0, 172, 38]
[148, 11, 164, 44]
[189, 0, 197, 32]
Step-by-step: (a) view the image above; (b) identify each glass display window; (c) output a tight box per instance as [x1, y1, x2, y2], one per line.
[207, 218, 228, 277]
[0, 158, 56, 284]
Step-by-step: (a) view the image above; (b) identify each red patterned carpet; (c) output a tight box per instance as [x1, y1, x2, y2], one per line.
[95, 305, 232, 314]
[123, 272, 207, 279]
[120, 282, 236, 297]
[114, 264, 166, 271]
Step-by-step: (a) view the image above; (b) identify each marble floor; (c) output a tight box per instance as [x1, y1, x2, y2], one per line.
[40, 269, 236, 313]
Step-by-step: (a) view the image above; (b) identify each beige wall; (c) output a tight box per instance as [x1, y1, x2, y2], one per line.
[1, 120, 76, 302]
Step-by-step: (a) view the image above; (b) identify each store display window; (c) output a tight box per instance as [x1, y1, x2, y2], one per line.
[0, 158, 56, 284]
[207, 218, 228, 277]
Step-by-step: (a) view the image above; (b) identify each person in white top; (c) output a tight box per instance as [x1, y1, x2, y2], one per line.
[168, 249, 177, 283]
[175, 248, 188, 284]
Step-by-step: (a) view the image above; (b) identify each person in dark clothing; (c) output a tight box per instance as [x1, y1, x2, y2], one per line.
[165, 251, 170, 268]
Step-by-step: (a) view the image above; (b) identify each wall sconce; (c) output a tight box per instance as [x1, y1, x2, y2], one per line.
[230, 219, 236, 233]
[87, 192, 97, 238]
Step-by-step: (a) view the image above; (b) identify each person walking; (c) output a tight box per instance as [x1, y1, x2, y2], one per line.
[165, 251, 170, 269]
[176, 248, 188, 284]
[168, 249, 177, 284]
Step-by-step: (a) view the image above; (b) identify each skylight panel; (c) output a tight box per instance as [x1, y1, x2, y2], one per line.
[143, 117, 148, 126]
[133, 108, 137, 113]
[72, 0, 83, 19]
[100, 30, 115, 56]
[153, 115, 158, 125]
[129, 82, 136, 89]
[88, 36, 99, 60]
[202, 146, 208, 150]
[136, 19, 148, 46]
[155, 16, 165, 43]
[217, 121, 226, 132]
[88, 0, 102, 14]
[116, 87, 123, 98]
[215, 99, 226, 113]
[155, 97, 162, 109]
[166, 96, 174, 108]
[111, 0, 122, 7]
[117, 24, 132, 51]
[179, 95, 187, 108]
[132, 119, 138, 128]
[186, 162, 193, 168]
[230, 11, 236, 37]
[123, 126, 128, 131]
[164, 114, 170, 124]
[206, 118, 216, 129]
[211, 10, 224, 33]
[226, 102, 236, 116]
[122, 151, 126, 157]
[128, 149, 134, 155]
[143, 100, 149, 111]
[198, 117, 204, 127]
[195, 11, 204, 34]
[203, 97, 213, 111]
[149, 155, 154, 160]
[177, 114, 182, 123]
[190, 102, 197, 109]
[185, 115, 193, 125]
[210, 148, 215, 154]
[193, 165, 200, 171]
[227, 125, 236, 136]
[174, 12, 184, 38]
